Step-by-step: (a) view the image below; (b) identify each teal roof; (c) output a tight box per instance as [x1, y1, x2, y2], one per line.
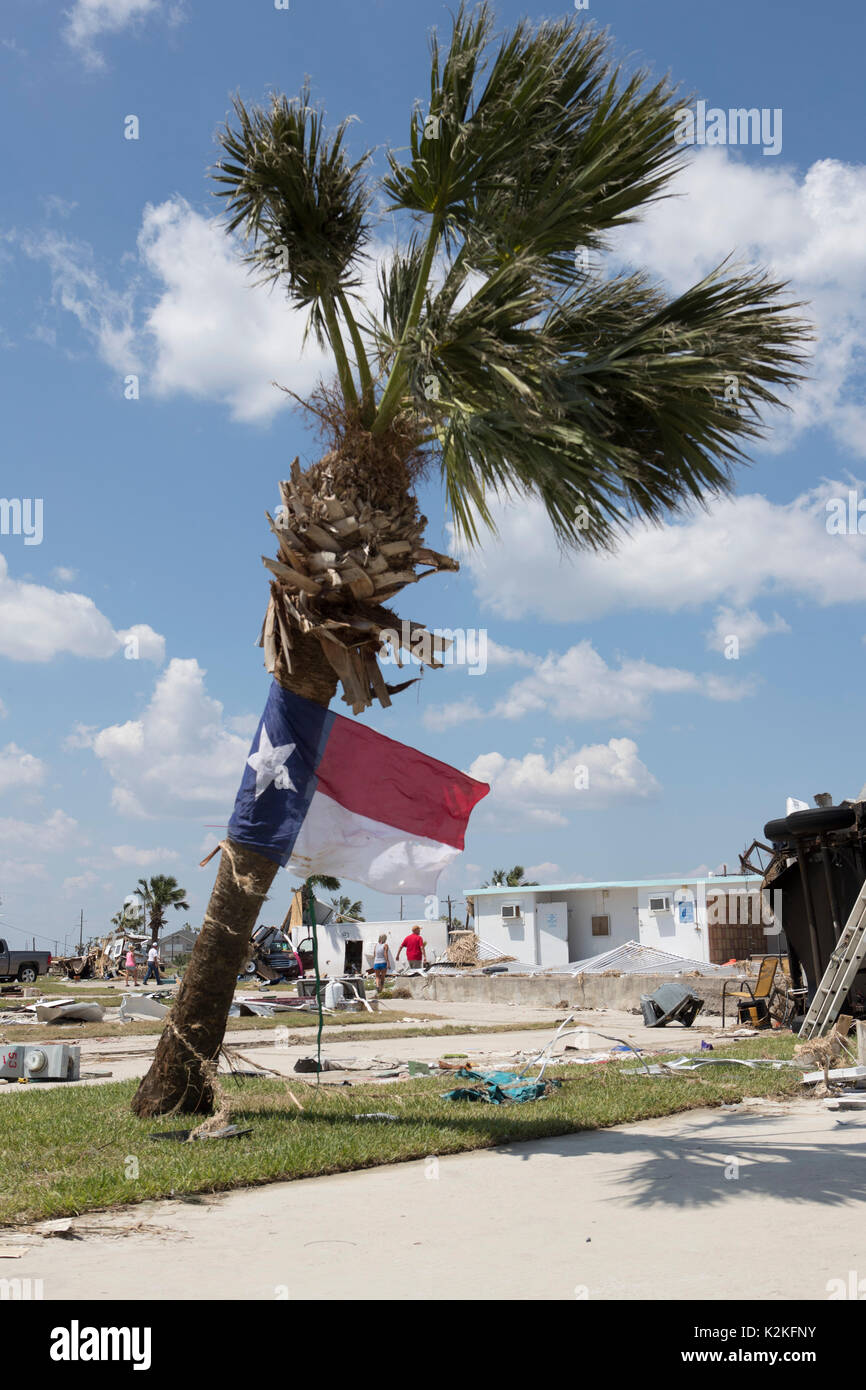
[465, 875, 760, 896]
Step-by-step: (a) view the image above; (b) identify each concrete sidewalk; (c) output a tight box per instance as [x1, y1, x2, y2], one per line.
[8, 1100, 862, 1300]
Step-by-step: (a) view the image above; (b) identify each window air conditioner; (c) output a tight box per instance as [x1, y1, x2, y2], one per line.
[501, 903, 522, 921]
[648, 895, 672, 914]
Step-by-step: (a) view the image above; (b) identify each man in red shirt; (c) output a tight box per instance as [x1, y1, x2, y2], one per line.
[397, 924, 427, 970]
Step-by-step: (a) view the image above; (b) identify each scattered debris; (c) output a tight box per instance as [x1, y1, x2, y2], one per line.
[546, 941, 742, 978]
[443, 1068, 562, 1105]
[32, 999, 104, 1024]
[0, 1247, 28, 1258]
[824, 1095, 866, 1111]
[294, 1056, 333, 1073]
[802, 1065, 866, 1086]
[118, 994, 169, 1023]
[625, 1056, 797, 1076]
[354, 1112, 399, 1121]
[148, 1126, 253, 1143]
[640, 983, 704, 1029]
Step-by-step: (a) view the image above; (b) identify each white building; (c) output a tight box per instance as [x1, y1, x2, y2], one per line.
[466, 875, 774, 968]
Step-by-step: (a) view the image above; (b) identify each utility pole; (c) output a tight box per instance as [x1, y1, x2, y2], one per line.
[447, 896, 453, 932]
[399, 896, 403, 921]
[78, 909, 84, 953]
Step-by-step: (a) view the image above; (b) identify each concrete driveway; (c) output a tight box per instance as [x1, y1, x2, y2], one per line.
[7, 1099, 862, 1300]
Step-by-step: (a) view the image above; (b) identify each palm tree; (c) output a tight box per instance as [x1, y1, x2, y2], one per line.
[135, 876, 190, 945]
[132, 4, 809, 1116]
[110, 904, 143, 933]
[482, 866, 539, 887]
[331, 894, 365, 922]
[293, 873, 341, 926]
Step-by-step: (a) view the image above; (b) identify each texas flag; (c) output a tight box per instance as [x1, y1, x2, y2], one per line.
[227, 682, 489, 895]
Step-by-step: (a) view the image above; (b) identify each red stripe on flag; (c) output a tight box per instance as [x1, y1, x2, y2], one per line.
[316, 714, 488, 850]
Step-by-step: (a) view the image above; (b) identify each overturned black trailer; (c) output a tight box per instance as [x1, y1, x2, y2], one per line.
[742, 800, 866, 1012]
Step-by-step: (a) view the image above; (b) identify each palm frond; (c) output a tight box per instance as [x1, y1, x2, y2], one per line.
[439, 262, 811, 547]
[212, 85, 371, 346]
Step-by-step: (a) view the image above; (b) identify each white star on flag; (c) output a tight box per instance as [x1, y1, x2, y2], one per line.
[246, 725, 296, 798]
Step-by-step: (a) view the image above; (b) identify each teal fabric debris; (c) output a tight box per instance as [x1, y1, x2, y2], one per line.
[442, 1068, 562, 1105]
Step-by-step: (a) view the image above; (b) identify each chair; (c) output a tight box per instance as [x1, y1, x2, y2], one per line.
[776, 954, 809, 1026]
[721, 956, 781, 1028]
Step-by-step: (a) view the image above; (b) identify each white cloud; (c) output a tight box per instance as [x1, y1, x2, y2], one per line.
[456, 480, 866, 624]
[227, 713, 260, 739]
[62, 870, 98, 897]
[20, 228, 139, 370]
[0, 743, 47, 794]
[135, 198, 339, 423]
[64, 723, 97, 751]
[610, 150, 866, 454]
[0, 555, 164, 663]
[526, 861, 561, 881]
[424, 640, 751, 730]
[469, 738, 660, 825]
[0, 809, 80, 853]
[116, 624, 166, 663]
[21, 198, 398, 425]
[705, 606, 790, 654]
[491, 641, 751, 723]
[52, 566, 77, 583]
[63, 0, 173, 70]
[0, 860, 47, 883]
[423, 698, 485, 731]
[91, 657, 249, 818]
[112, 844, 180, 866]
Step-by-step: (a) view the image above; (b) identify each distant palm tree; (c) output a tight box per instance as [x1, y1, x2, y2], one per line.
[289, 873, 342, 927]
[305, 874, 341, 895]
[482, 865, 538, 888]
[331, 894, 365, 922]
[110, 904, 143, 933]
[133, 2, 809, 1118]
[136, 876, 190, 945]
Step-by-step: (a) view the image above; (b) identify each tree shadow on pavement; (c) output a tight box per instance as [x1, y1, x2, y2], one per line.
[490, 1109, 866, 1209]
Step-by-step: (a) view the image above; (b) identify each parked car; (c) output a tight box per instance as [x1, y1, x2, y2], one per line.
[0, 939, 52, 984]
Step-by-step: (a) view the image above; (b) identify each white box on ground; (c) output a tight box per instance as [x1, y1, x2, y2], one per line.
[0, 1044, 80, 1081]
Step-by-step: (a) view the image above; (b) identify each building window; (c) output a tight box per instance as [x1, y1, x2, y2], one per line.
[591, 915, 610, 936]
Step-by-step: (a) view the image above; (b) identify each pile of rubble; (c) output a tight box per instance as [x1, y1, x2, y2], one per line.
[442, 933, 516, 968]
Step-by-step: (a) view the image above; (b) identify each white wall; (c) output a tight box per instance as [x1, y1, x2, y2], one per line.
[636, 884, 709, 961]
[565, 886, 639, 962]
[472, 893, 537, 963]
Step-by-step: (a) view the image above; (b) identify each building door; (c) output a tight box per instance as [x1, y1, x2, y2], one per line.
[537, 901, 569, 967]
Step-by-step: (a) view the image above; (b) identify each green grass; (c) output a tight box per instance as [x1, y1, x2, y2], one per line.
[0, 1035, 804, 1226]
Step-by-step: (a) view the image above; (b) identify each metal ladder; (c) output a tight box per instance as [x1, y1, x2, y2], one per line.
[799, 880, 866, 1039]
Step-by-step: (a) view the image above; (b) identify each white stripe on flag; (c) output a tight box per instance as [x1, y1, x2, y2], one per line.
[287, 789, 460, 895]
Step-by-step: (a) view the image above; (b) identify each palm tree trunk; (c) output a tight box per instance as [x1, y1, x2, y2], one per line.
[131, 627, 338, 1116]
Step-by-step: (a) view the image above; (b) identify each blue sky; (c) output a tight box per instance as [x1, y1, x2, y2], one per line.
[1, 0, 865, 952]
